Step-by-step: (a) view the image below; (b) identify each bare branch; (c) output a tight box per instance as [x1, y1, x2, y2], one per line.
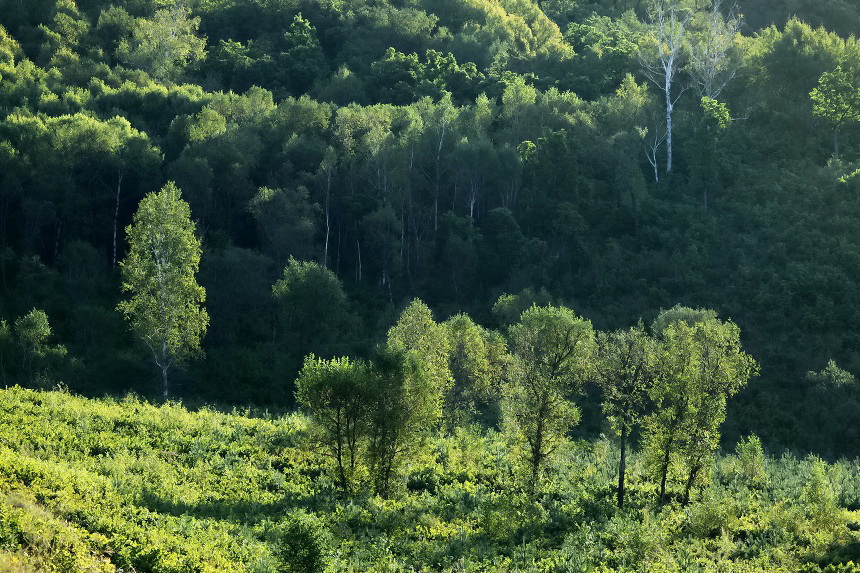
[689, 0, 742, 100]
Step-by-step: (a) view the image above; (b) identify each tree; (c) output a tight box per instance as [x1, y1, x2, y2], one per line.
[689, 0, 741, 100]
[595, 323, 655, 509]
[643, 319, 699, 506]
[640, 0, 691, 174]
[118, 182, 208, 400]
[806, 360, 860, 455]
[677, 317, 756, 504]
[272, 258, 358, 380]
[444, 313, 509, 429]
[296, 355, 369, 496]
[275, 511, 329, 573]
[13, 309, 67, 387]
[249, 186, 318, 266]
[811, 64, 860, 160]
[387, 299, 452, 403]
[50, 114, 160, 266]
[117, 3, 206, 83]
[644, 309, 756, 505]
[694, 96, 731, 208]
[365, 346, 437, 497]
[503, 304, 596, 492]
[277, 13, 327, 96]
[492, 289, 554, 327]
[651, 304, 717, 336]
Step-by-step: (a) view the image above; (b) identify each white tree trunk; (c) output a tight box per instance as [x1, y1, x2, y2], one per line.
[666, 66, 674, 173]
[112, 171, 124, 267]
[641, 0, 689, 175]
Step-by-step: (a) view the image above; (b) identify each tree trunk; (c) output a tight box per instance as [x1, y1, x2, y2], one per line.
[54, 220, 62, 261]
[835, 124, 840, 161]
[618, 424, 628, 509]
[666, 68, 674, 173]
[323, 168, 331, 269]
[161, 368, 169, 401]
[683, 464, 700, 506]
[335, 415, 348, 496]
[356, 238, 362, 282]
[531, 412, 545, 494]
[113, 171, 124, 267]
[658, 432, 675, 506]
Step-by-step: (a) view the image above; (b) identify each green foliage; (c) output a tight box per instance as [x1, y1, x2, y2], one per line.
[0, 387, 854, 571]
[272, 258, 359, 384]
[0, 0, 860, 484]
[492, 289, 554, 327]
[444, 313, 508, 428]
[0, 0, 859, 570]
[644, 313, 758, 506]
[811, 64, 860, 157]
[13, 309, 67, 387]
[117, 4, 206, 82]
[650, 305, 717, 337]
[701, 96, 730, 129]
[278, 14, 327, 96]
[365, 345, 438, 497]
[733, 434, 767, 488]
[595, 322, 655, 508]
[387, 299, 452, 405]
[370, 48, 483, 104]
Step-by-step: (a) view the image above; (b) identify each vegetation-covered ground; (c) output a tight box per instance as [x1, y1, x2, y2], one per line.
[0, 386, 859, 572]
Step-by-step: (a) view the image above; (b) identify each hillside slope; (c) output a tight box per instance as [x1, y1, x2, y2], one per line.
[0, 387, 860, 572]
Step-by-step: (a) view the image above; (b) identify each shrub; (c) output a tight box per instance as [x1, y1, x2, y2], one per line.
[274, 511, 329, 573]
[735, 434, 768, 488]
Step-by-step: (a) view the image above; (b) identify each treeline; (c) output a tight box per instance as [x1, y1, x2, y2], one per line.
[1, 0, 860, 456]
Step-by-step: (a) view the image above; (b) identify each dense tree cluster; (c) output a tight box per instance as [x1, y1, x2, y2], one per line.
[296, 297, 755, 507]
[0, 0, 859, 458]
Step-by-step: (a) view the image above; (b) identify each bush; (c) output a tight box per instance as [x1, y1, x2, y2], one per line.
[735, 434, 768, 488]
[274, 511, 329, 573]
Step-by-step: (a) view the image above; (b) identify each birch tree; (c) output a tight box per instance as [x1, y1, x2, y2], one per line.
[689, 0, 741, 100]
[117, 3, 206, 83]
[640, 0, 691, 174]
[118, 182, 208, 399]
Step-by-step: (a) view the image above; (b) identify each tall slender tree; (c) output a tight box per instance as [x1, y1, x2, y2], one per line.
[118, 182, 208, 399]
[596, 323, 655, 509]
[689, 0, 741, 100]
[641, 0, 691, 174]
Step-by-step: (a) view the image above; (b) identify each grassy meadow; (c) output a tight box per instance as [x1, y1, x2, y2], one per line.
[0, 387, 858, 572]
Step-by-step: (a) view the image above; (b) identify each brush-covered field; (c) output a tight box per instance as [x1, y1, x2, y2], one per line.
[0, 386, 859, 573]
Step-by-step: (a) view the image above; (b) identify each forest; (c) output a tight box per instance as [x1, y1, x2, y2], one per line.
[2, 0, 860, 570]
